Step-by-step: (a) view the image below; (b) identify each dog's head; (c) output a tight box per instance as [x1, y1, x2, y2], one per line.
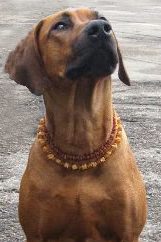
[5, 8, 130, 95]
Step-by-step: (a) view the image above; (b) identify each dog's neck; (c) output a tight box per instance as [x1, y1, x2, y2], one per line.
[43, 77, 113, 155]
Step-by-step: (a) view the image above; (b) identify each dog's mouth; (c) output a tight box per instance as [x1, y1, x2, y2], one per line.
[66, 34, 118, 80]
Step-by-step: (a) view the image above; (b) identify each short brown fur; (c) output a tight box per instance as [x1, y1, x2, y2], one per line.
[5, 8, 146, 242]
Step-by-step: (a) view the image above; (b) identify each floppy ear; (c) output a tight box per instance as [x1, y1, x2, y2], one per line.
[117, 45, 131, 86]
[113, 32, 131, 86]
[5, 20, 50, 95]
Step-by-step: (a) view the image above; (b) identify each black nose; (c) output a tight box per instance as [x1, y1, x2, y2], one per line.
[86, 20, 112, 40]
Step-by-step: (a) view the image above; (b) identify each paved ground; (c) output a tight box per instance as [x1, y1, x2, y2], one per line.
[0, 0, 161, 241]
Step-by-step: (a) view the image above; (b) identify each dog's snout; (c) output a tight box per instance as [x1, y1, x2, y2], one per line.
[86, 20, 112, 40]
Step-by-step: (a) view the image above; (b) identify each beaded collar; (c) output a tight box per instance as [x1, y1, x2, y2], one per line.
[37, 111, 122, 171]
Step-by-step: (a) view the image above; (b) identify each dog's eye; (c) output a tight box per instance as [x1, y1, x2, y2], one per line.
[53, 22, 69, 31]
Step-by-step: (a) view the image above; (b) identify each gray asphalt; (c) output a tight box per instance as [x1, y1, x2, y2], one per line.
[0, 0, 161, 241]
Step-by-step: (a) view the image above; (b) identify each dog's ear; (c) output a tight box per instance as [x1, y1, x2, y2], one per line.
[113, 32, 131, 86]
[5, 20, 50, 95]
[117, 45, 131, 86]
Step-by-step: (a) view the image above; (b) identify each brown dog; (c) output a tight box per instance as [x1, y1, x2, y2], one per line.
[5, 8, 147, 242]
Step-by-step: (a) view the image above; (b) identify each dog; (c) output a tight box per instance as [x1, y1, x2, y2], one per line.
[5, 7, 147, 242]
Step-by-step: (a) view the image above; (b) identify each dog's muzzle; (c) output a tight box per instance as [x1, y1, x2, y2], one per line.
[66, 19, 118, 80]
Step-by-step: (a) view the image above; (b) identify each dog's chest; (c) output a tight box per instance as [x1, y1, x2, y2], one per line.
[37, 175, 109, 223]
[32, 173, 127, 241]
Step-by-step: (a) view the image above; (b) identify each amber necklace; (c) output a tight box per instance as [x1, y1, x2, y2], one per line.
[37, 110, 122, 171]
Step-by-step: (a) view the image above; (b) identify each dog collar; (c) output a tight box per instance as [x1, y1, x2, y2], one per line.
[37, 111, 122, 171]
